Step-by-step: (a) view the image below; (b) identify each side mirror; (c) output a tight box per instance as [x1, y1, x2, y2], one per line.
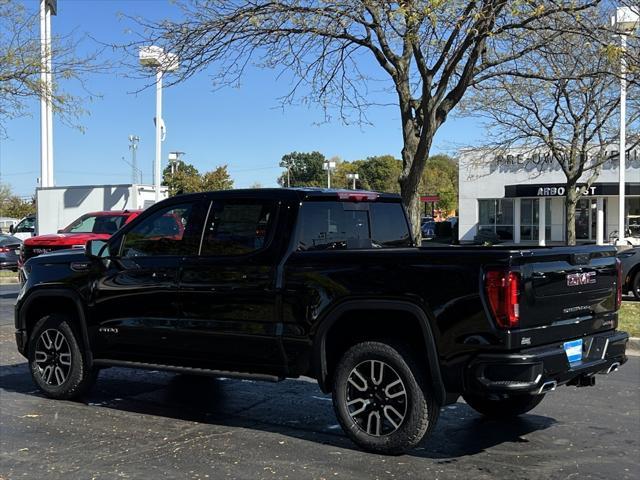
[9, 225, 14, 234]
[86, 239, 109, 259]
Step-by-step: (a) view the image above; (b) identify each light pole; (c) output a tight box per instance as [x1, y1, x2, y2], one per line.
[40, 0, 56, 188]
[323, 160, 336, 188]
[346, 173, 359, 189]
[611, 6, 639, 244]
[139, 46, 179, 203]
[128, 135, 140, 184]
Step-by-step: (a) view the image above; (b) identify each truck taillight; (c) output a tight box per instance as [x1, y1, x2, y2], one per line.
[616, 258, 622, 311]
[485, 269, 520, 329]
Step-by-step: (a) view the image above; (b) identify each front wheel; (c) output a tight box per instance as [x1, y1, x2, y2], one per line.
[462, 392, 545, 418]
[332, 341, 439, 455]
[28, 314, 98, 399]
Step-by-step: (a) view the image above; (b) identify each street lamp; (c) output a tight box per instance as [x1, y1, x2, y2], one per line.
[40, 0, 56, 188]
[323, 160, 336, 188]
[139, 46, 179, 203]
[346, 173, 359, 189]
[611, 6, 639, 244]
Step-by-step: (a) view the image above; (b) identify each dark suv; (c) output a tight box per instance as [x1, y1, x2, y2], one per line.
[15, 189, 628, 454]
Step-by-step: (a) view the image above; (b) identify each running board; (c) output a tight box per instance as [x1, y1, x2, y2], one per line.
[92, 359, 283, 382]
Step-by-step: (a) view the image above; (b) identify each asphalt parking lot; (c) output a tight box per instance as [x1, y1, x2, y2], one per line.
[1, 284, 639, 480]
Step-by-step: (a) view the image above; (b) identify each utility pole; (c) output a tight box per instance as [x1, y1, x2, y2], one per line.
[40, 0, 56, 188]
[128, 135, 140, 184]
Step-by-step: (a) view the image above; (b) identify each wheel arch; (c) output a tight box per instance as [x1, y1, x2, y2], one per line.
[18, 288, 93, 365]
[312, 299, 445, 405]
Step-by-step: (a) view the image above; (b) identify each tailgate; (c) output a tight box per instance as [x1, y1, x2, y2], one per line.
[515, 247, 618, 330]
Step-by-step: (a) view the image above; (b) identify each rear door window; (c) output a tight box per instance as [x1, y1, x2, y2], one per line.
[200, 200, 274, 256]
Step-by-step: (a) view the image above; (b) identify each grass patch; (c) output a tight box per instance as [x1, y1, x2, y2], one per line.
[619, 302, 640, 337]
[0, 270, 18, 277]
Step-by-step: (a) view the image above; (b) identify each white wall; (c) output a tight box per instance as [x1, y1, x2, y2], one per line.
[36, 184, 167, 235]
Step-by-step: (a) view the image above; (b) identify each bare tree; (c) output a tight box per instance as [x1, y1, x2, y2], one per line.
[131, 0, 610, 239]
[0, 0, 105, 136]
[462, 19, 639, 245]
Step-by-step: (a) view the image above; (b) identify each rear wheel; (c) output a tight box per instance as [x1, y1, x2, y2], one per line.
[632, 272, 640, 300]
[28, 314, 97, 399]
[463, 392, 545, 418]
[332, 341, 439, 455]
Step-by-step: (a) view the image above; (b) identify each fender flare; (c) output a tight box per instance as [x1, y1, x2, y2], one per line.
[18, 288, 93, 366]
[312, 299, 445, 405]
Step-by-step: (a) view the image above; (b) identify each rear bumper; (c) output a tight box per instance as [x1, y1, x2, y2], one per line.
[466, 329, 628, 395]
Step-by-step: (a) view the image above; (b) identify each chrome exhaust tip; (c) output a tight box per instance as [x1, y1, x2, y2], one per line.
[605, 362, 620, 374]
[538, 380, 557, 394]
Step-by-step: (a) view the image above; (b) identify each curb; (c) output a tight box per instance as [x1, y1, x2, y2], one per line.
[0, 278, 19, 285]
[628, 337, 640, 357]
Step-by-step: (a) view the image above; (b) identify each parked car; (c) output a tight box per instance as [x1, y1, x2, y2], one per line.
[16, 189, 628, 455]
[617, 246, 640, 299]
[0, 234, 22, 271]
[21, 210, 141, 263]
[0, 217, 19, 234]
[421, 220, 436, 240]
[9, 215, 36, 241]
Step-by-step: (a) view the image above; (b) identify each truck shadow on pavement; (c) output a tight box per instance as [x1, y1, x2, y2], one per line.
[0, 362, 556, 459]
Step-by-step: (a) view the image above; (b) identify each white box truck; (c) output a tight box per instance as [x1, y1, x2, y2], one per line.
[35, 184, 168, 235]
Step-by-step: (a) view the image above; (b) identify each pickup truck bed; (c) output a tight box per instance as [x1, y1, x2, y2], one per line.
[15, 188, 628, 455]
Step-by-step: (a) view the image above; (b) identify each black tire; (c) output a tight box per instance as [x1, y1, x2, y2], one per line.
[332, 341, 439, 455]
[632, 272, 640, 300]
[28, 314, 98, 399]
[462, 392, 545, 418]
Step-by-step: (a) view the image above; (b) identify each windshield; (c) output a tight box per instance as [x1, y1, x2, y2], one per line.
[62, 214, 126, 234]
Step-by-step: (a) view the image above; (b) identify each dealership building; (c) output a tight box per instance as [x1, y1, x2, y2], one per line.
[458, 147, 640, 245]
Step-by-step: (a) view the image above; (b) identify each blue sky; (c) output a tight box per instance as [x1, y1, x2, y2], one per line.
[1, 0, 484, 197]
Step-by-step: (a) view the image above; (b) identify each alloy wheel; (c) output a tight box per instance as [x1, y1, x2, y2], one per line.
[345, 359, 408, 436]
[34, 328, 72, 386]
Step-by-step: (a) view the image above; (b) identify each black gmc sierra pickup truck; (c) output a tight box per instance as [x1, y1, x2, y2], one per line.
[15, 188, 629, 454]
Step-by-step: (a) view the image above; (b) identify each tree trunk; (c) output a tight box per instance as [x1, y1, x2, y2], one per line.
[398, 133, 423, 244]
[565, 184, 578, 246]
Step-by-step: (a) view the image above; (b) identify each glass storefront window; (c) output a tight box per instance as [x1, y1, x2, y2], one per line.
[478, 199, 514, 240]
[520, 199, 552, 241]
[627, 197, 640, 238]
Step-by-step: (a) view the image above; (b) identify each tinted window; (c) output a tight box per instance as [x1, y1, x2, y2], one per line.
[63, 214, 126, 234]
[16, 216, 35, 232]
[201, 200, 274, 256]
[369, 203, 411, 247]
[298, 202, 372, 251]
[122, 204, 196, 257]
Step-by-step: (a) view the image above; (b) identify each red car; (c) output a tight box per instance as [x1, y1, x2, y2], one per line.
[21, 210, 141, 263]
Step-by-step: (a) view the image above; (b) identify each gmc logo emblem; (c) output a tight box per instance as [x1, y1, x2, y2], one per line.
[566, 271, 596, 287]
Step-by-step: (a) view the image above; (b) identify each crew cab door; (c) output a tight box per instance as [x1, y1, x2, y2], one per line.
[90, 201, 205, 362]
[176, 198, 284, 374]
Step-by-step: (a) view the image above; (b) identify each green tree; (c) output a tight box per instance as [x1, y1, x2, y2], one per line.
[201, 165, 234, 191]
[278, 151, 326, 187]
[0, 183, 35, 219]
[420, 155, 458, 214]
[357, 156, 402, 193]
[162, 160, 201, 195]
